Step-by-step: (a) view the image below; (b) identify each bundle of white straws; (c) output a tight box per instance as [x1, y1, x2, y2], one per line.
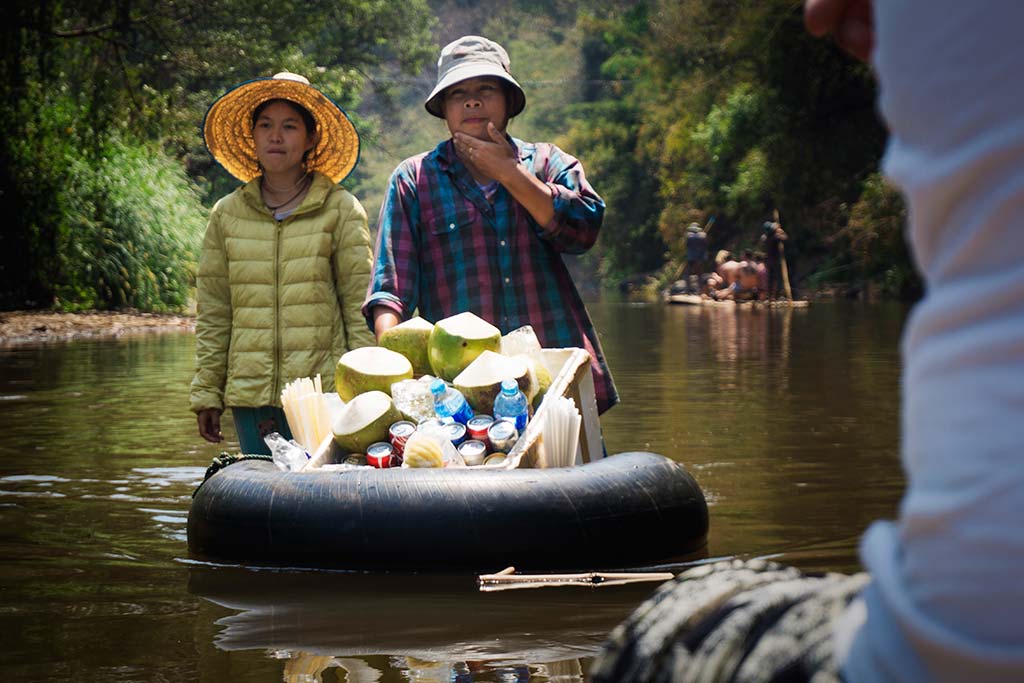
[280, 375, 334, 454]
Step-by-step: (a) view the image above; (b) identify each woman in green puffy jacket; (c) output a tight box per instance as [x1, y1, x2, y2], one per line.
[190, 72, 375, 455]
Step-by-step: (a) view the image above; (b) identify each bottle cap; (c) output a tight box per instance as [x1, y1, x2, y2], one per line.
[430, 378, 445, 394]
[500, 378, 517, 393]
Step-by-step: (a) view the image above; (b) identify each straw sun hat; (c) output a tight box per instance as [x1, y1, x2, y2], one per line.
[203, 72, 360, 184]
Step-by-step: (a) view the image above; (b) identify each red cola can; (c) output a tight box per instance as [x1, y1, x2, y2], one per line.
[388, 420, 416, 457]
[466, 415, 494, 447]
[366, 441, 395, 468]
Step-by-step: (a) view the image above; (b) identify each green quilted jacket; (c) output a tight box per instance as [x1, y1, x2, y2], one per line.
[189, 172, 375, 412]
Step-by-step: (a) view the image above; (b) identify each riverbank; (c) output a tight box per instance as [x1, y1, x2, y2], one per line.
[0, 310, 195, 346]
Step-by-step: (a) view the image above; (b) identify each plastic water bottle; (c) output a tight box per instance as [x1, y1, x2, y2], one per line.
[492, 378, 529, 432]
[430, 378, 474, 425]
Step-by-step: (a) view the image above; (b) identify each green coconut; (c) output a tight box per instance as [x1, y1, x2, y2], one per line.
[331, 390, 403, 454]
[379, 316, 435, 377]
[427, 311, 501, 381]
[453, 350, 537, 414]
[519, 352, 553, 410]
[334, 346, 413, 402]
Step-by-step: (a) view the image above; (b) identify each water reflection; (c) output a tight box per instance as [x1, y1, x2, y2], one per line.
[188, 564, 654, 681]
[591, 301, 906, 572]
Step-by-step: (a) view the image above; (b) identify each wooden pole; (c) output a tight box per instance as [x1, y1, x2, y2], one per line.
[478, 566, 675, 592]
[772, 209, 793, 302]
[779, 242, 793, 302]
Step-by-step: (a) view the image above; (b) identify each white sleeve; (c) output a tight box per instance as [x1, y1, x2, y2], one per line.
[842, 2, 1024, 681]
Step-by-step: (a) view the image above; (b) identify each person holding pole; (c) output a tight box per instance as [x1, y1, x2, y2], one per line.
[759, 220, 789, 301]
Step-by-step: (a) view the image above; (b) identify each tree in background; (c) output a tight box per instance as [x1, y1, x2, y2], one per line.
[564, 0, 906, 298]
[2, 0, 436, 311]
[2, 0, 917, 310]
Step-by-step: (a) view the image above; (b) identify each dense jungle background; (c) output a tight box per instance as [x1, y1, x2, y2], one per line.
[1, 0, 918, 313]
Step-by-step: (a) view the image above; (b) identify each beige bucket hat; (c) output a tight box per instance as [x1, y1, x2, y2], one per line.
[204, 72, 360, 184]
[424, 35, 526, 118]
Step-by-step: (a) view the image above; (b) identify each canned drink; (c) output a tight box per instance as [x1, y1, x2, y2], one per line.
[444, 421, 468, 447]
[486, 418, 519, 453]
[388, 420, 416, 456]
[466, 415, 494, 444]
[484, 452, 509, 466]
[457, 439, 488, 466]
[417, 417, 446, 432]
[366, 441, 395, 468]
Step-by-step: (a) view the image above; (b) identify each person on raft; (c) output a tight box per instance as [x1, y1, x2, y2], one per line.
[711, 263, 762, 302]
[190, 72, 375, 455]
[362, 35, 618, 414]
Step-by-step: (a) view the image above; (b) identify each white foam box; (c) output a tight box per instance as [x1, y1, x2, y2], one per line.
[503, 347, 603, 469]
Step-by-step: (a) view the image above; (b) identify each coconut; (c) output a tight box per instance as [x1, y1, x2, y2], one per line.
[518, 352, 553, 410]
[331, 390, 403, 454]
[334, 346, 413, 402]
[379, 316, 435, 376]
[427, 311, 501, 381]
[453, 350, 537, 414]
[500, 324, 543, 357]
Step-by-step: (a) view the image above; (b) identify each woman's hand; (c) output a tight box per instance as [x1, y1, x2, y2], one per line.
[453, 123, 517, 183]
[197, 408, 223, 443]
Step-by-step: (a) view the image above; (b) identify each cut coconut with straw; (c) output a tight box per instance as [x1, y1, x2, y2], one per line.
[427, 311, 501, 381]
[335, 346, 413, 401]
[453, 350, 538, 414]
[378, 316, 434, 376]
[331, 390, 403, 455]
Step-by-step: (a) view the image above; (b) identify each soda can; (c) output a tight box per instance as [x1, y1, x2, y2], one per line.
[366, 441, 395, 469]
[444, 421, 468, 447]
[467, 415, 494, 445]
[388, 420, 416, 457]
[417, 417, 446, 432]
[457, 439, 488, 466]
[487, 418, 519, 453]
[484, 452, 509, 466]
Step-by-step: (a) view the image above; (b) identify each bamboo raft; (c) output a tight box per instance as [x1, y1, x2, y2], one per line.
[665, 293, 810, 309]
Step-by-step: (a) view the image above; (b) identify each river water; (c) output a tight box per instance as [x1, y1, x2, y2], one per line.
[0, 300, 908, 682]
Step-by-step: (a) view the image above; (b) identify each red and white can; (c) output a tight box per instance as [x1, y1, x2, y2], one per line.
[366, 441, 395, 468]
[466, 415, 494, 446]
[388, 420, 416, 457]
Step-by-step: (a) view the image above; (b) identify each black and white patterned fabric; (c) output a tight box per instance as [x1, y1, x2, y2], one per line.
[590, 559, 870, 683]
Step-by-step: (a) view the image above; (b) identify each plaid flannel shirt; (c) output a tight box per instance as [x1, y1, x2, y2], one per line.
[363, 136, 619, 414]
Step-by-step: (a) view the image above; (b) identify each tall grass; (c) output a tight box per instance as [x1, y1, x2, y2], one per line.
[8, 92, 205, 312]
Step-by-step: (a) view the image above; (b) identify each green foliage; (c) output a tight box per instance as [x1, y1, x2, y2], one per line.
[843, 173, 919, 298]
[1, 0, 916, 310]
[2, 0, 437, 310]
[8, 90, 203, 311]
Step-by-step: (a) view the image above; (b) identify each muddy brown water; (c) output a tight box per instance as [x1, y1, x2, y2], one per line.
[0, 300, 907, 682]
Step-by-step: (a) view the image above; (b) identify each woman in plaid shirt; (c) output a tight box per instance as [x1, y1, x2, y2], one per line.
[363, 35, 618, 414]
